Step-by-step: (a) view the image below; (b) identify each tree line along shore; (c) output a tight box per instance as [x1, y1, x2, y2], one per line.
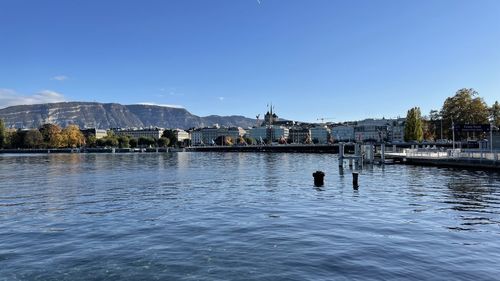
[403, 88, 499, 143]
[0, 123, 181, 150]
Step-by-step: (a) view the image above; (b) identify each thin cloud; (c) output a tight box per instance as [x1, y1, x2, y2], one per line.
[0, 89, 66, 108]
[51, 75, 69, 81]
[218, 97, 225, 101]
[137, 102, 185, 109]
[159, 88, 184, 97]
[169, 91, 184, 96]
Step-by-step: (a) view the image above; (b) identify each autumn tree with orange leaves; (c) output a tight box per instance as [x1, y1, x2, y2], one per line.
[62, 125, 85, 148]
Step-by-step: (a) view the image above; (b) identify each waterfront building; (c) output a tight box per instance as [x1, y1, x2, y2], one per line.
[80, 128, 107, 139]
[389, 118, 406, 143]
[190, 129, 203, 146]
[310, 126, 331, 144]
[225, 127, 246, 140]
[189, 125, 246, 146]
[288, 126, 311, 144]
[248, 127, 267, 143]
[331, 125, 354, 142]
[250, 105, 291, 143]
[493, 131, 500, 150]
[354, 119, 391, 142]
[112, 127, 164, 140]
[248, 126, 289, 143]
[272, 126, 289, 143]
[174, 129, 190, 142]
[199, 125, 221, 145]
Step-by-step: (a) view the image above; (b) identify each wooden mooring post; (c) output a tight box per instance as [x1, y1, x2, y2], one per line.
[381, 143, 385, 164]
[354, 144, 362, 168]
[338, 143, 345, 168]
[352, 172, 359, 189]
[313, 171, 325, 187]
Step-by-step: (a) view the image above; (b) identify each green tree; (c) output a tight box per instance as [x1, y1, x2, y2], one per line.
[24, 130, 44, 148]
[3, 131, 15, 148]
[138, 136, 155, 147]
[490, 101, 500, 127]
[161, 130, 177, 147]
[157, 137, 170, 147]
[96, 131, 119, 147]
[117, 136, 130, 148]
[85, 135, 97, 147]
[138, 136, 147, 147]
[105, 136, 119, 147]
[129, 138, 138, 148]
[404, 107, 423, 142]
[96, 138, 106, 147]
[95, 134, 118, 147]
[0, 119, 5, 148]
[441, 88, 489, 138]
[428, 110, 443, 140]
[9, 129, 26, 148]
[421, 117, 434, 141]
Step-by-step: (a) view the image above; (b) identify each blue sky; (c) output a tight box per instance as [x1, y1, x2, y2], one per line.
[1, 0, 499, 122]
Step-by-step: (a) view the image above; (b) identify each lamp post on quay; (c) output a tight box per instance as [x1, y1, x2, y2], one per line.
[490, 117, 494, 154]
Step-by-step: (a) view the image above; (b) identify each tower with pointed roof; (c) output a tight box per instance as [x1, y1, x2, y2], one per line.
[263, 103, 278, 126]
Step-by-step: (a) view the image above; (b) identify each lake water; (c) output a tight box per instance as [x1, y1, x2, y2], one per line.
[1, 152, 499, 281]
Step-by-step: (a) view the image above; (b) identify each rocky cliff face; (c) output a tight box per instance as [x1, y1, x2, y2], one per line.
[0, 102, 255, 129]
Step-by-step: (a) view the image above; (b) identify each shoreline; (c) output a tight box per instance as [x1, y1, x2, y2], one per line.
[3, 144, 499, 172]
[0, 147, 172, 154]
[0, 144, 363, 154]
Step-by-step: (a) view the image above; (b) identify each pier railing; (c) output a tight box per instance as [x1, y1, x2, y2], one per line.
[405, 148, 500, 161]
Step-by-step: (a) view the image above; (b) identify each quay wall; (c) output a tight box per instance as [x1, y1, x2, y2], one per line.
[186, 145, 342, 153]
[0, 143, 452, 155]
[0, 148, 170, 154]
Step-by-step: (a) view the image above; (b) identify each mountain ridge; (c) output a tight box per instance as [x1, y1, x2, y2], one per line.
[0, 102, 256, 129]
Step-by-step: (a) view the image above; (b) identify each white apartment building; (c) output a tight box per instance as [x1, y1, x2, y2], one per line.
[353, 119, 396, 142]
[288, 127, 311, 144]
[389, 118, 406, 143]
[190, 130, 203, 145]
[174, 129, 190, 142]
[332, 125, 354, 142]
[189, 126, 247, 145]
[310, 126, 331, 144]
[248, 126, 289, 143]
[225, 127, 247, 140]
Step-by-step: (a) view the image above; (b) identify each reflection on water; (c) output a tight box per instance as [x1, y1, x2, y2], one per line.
[444, 172, 500, 230]
[0, 152, 499, 281]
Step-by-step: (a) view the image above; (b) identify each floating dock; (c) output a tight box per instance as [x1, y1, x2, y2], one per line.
[401, 149, 500, 170]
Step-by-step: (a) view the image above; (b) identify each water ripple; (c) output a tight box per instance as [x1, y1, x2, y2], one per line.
[0, 153, 499, 280]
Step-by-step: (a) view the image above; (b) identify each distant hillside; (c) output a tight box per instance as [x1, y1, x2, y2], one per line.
[0, 102, 256, 129]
